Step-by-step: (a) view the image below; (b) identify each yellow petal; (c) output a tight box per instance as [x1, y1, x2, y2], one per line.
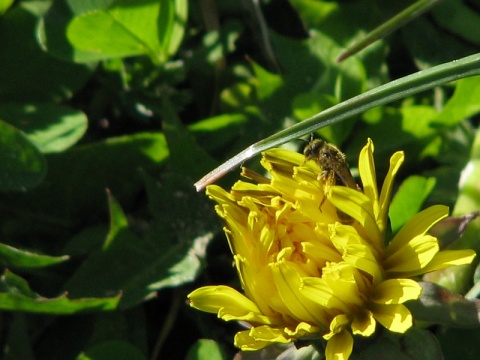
[188, 286, 274, 324]
[330, 223, 383, 283]
[329, 186, 382, 247]
[400, 249, 476, 277]
[359, 138, 378, 210]
[371, 303, 412, 333]
[234, 329, 277, 351]
[352, 311, 376, 336]
[387, 205, 449, 255]
[325, 330, 353, 360]
[249, 325, 292, 343]
[371, 279, 422, 304]
[271, 260, 329, 325]
[285, 321, 322, 337]
[324, 314, 350, 340]
[384, 234, 439, 273]
[377, 151, 404, 232]
[301, 277, 350, 313]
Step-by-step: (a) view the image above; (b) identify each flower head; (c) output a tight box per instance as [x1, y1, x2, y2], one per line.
[188, 139, 475, 359]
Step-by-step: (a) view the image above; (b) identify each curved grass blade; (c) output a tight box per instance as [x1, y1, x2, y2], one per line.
[337, 0, 441, 63]
[194, 52, 480, 191]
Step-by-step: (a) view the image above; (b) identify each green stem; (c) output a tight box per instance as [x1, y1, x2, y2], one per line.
[195, 53, 480, 191]
[337, 0, 442, 62]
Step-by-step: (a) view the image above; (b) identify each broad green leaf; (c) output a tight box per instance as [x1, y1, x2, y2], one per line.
[63, 192, 213, 308]
[66, 0, 187, 63]
[161, 98, 217, 178]
[0, 0, 14, 15]
[38, 0, 107, 62]
[0, 242, 69, 268]
[0, 132, 168, 225]
[0, 4, 93, 101]
[158, 0, 187, 59]
[77, 340, 146, 360]
[62, 225, 109, 257]
[0, 120, 46, 192]
[185, 339, 225, 360]
[435, 76, 480, 125]
[0, 103, 88, 153]
[408, 282, 480, 328]
[0, 270, 120, 313]
[389, 176, 436, 233]
[289, 0, 388, 87]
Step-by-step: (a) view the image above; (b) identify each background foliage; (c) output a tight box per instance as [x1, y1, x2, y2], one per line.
[1, 0, 480, 359]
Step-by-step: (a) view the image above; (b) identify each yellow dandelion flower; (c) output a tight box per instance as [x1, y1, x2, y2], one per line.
[187, 139, 476, 360]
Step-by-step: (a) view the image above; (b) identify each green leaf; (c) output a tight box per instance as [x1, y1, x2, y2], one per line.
[0, 120, 47, 192]
[63, 192, 213, 308]
[408, 282, 480, 328]
[0, 242, 69, 269]
[0, 0, 14, 15]
[389, 176, 436, 233]
[0, 132, 168, 225]
[0, 3, 93, 101]
[349, 105, 441, 168]
[158, 0, 187, 59]
[66, 0, 187, 63]
[435, 76, 480, 125]
[0, 270, 120, 314]
[77, 340, 146, 360]
[0, 102, 88, 153]
[188, 113, 248, 153]
[185, 339, 225, 360]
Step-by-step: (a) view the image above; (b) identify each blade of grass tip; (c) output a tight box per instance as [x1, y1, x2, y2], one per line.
[337, 0, 442, 63]
[194, 53, 480, 191]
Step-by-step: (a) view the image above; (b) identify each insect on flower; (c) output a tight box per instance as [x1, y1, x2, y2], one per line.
[304, 138, 359, 220]
[303, 138, 358, 189]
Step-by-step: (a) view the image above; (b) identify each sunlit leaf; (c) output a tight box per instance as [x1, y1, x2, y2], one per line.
[0, 270, 120, 314]
[389, 176, 436, 233]
[66, 0, 187, 63]
[0, 242, 69, 269]
[0, 102, 88, 153]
